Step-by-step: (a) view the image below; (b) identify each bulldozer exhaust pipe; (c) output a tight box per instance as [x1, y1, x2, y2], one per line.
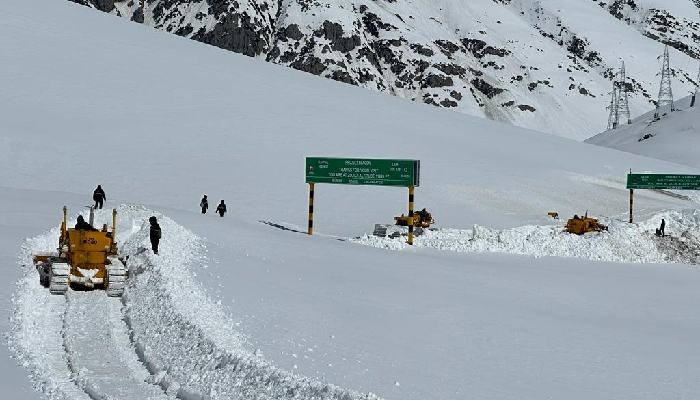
[112, 209, 117, 241]
[89, 206, 95, 226]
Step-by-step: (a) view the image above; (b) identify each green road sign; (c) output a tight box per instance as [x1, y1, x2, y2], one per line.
[627, 174, 700, 190]
[306, 157, 420, 187]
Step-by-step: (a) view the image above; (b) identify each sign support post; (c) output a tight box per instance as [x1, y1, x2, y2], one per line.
[629, 188, 634, 223]
[308, 183, 315, 235]
[629, 169, 633, 224]
[408, 186, 415, 245]
[305, 157, 421, 243]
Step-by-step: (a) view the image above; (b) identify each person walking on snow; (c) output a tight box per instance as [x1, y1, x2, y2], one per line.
[149, 216, 161, 254]
[93, 185, 106, 209]
[200, 195, 209, 214]
[216, 200, 227, 217]
[660, 218, 666, 237]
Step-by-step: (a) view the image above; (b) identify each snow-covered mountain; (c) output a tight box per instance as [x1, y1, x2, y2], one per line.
[587, 95, 700, 167]
[5, 1, 700, 399]
[68, 0, 699, 139]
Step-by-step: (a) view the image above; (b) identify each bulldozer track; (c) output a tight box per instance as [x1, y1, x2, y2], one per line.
[62, 291, 171, 400]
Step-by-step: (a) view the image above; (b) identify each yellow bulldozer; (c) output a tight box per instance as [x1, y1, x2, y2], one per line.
[33, 206, 127, 296]
[394, 208, 435, 228]
[565, 212, 608, 235]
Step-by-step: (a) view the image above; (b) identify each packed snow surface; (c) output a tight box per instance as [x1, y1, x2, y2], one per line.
[3, 0, 700, 399]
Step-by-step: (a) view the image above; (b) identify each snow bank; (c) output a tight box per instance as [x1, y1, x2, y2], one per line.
[121, 209, 382, 400]
[354, 210, 700, 264]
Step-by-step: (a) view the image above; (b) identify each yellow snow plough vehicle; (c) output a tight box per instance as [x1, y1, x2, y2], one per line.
[565, 212, 608, 235]
[33, 207, 127, 296]
[394, 209, 435, 228]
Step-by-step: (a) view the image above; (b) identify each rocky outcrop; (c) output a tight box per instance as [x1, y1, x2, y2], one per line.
[65, 0, 699, 139]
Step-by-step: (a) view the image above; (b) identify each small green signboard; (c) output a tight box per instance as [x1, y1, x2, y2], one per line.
[627, 174, 700, 190]
[306, 157, 420, 187]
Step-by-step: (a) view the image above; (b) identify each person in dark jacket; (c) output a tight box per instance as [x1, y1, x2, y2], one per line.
[216, 200, 227, 217]
[93, 185, 106, 209]
[75, 215, 97, 231]
[660, 218, 666, 237]
[149, 216, 161, 254]
[200, 195, 208, 214]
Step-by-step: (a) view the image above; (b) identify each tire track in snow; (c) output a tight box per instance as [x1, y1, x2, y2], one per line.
[9, 208, 173, 400]
[63, 291, 170, 400]
[9, 261, 91, 400]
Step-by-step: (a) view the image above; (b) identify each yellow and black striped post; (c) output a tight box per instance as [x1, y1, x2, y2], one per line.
[308, 183, 315, 235]
[408, 186, 415, 245]
[628, 169, 633, 224]
[629, 188, 634, 223]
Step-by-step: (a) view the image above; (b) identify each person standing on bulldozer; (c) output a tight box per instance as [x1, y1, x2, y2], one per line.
[149, 216, 161, 255]
[93, 185, 106, 209]
[200, 195, 209, 214]
[216, 200, 227, 217]
[75, 215, 97, 231]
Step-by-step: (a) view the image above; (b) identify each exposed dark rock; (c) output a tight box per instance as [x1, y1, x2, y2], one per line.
[440, 98, 458, 107]
[192, 13, 269, 56]
[423, 74, 454, 88]
[410, 43, 434, 57]
[435, 63, 466, 77]
[290, 55, 327, 75]
[461, 38, 510, 58]
[283, 24, 304, 41]
[471, 78, 504, 98]
[517, 104, 536, 112]
[131, 6, 144, 23]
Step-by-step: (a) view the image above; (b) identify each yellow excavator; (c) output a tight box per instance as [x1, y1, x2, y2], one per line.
[33, 206, 127, 296]
[565, 212, 608, 235]
[394, 208, 435, 228]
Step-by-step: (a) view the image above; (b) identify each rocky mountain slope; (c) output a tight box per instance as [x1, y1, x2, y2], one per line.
[67, 0, 699, 139]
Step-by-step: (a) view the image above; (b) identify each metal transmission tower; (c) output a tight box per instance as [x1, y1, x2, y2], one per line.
[616, 61, 631, 125]
[607, 80, 619, 130]
[606, 61, 631, 130]
[654, 45, 674, 119]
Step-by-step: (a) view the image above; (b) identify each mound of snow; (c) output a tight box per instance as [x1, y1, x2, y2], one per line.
[354, 210, 700, 264]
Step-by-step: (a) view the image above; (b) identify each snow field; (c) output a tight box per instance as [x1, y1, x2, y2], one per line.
[9, 205, 380, 400]
[354, 209, 700, 264]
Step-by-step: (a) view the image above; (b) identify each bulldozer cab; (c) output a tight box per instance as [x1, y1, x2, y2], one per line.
[58, 207, 119, 278]
[63, 229, 115, 269]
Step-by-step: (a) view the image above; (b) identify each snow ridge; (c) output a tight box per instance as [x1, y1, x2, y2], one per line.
[354, 209, 700, 264]
[121, 209, 382, 400]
